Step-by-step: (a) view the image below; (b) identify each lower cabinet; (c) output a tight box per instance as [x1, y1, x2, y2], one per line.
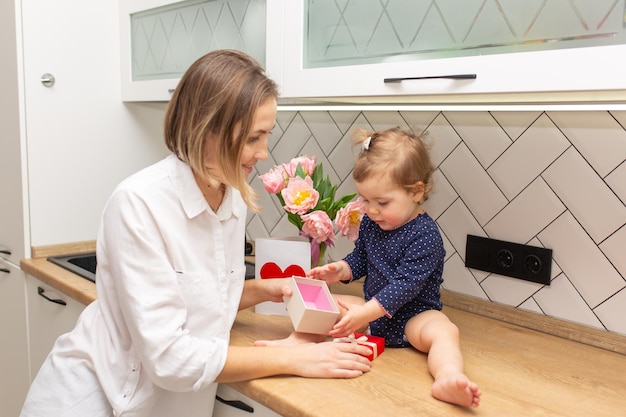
[0, 260, 29, 417]
[213, 384, 281, 417]
[24, 274, 85, 381]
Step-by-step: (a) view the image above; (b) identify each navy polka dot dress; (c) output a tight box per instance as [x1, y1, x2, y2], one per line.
[343, 213, 445, 347]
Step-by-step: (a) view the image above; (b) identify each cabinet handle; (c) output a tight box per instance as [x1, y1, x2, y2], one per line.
[384, 74, 476, 83]
[0, 249, 11, 255]
[216, 395, 254, 413]
[37, 286, 67, 306]
[1, 268, 9, 274]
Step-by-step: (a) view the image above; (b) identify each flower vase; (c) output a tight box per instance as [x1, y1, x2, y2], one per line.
[311, 240, 329, 268]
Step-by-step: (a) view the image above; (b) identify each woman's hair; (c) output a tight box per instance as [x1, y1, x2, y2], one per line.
[352, 127, 435, 201]
[164, 49, 279, 210]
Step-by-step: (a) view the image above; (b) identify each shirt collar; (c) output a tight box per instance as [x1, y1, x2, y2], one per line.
[168, 154, 243, 220]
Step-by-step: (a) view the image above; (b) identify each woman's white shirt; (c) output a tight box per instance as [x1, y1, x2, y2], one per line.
[34, 155, 247, 417]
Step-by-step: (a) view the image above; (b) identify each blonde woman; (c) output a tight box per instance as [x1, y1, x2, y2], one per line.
[20, 50, 371, 417]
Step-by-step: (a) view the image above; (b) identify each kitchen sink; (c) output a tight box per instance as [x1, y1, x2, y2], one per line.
[48, 253, 256, 282]
[48, 252, 97, 282]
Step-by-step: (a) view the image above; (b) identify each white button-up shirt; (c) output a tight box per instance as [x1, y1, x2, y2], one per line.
[23, 155, 247, 417]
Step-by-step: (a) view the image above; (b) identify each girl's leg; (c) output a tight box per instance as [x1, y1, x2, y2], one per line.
[254, 294, 365, 346]
[405, 310, 481, 407]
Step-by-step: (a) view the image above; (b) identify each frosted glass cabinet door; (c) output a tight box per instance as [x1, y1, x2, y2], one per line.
[120, 0, 267, 101]
[266, 0, 626, 103]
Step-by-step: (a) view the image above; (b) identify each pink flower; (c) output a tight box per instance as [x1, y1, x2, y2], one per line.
[281, 176, 319, 215]
[259, 166, 287, 193]
[335, 197, 365, 241]
[283, 155, 316, 177]
[302, 211, 336, 244]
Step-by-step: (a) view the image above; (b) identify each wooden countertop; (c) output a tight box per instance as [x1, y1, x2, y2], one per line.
[22, 246, 626, 417]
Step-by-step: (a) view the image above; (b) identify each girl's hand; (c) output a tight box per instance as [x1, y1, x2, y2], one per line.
[307, 260, 351, 285]
[329, 299, 371, 338]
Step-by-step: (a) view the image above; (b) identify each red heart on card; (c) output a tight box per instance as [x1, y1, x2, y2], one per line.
[259, 262, 306, 279]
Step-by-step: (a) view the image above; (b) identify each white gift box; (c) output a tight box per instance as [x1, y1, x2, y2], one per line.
[283, 277, 339, 335]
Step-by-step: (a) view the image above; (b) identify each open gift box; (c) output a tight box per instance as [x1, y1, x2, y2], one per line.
[283, 277, 339, 335]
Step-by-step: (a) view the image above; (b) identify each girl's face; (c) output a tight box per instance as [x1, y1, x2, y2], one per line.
[205, 97, 276, 183]
[355, 176, 424, 231]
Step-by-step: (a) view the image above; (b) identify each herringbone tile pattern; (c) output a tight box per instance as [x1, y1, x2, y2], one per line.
[247, 109, 626, 336]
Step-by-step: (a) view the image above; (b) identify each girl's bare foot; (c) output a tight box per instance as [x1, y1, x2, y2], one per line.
[254, 332, 326, 347]
[431, 373, 481, 407]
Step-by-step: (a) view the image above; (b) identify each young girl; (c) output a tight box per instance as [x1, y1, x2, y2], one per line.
[311, 127, 480, 407]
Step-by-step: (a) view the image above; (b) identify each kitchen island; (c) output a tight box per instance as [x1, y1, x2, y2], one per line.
[21, 245, 626, 417]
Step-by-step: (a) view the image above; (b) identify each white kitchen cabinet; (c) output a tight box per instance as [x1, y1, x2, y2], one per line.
[0, 0, 29, 265]
[266, 0, 626, 103]
[120, 0, 267, 101]
[213, 384, 281, 417]
[24, 274, 85, 382]
[0, 260, 30, 417]
[16, 0, 168, 248]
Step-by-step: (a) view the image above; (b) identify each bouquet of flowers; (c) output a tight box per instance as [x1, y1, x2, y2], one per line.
[259, 156, 365, 266]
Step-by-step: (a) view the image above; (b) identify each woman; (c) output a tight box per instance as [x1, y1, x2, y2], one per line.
[20, 50, 371, 417]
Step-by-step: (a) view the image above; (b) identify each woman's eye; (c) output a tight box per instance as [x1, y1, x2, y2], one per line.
[248, 136, 260, 143]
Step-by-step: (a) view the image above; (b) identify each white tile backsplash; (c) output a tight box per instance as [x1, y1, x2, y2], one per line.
[248, 108, 626, 337]
[605, 161, 626, 202]
[543, 147, 626, 243]
[488, 113, 570, 200]
[533, 275, 605, 329]
[547, 111, 626, 177]
[599, 225, 626, 278]
[594, 288, 626, 334]
[539, 212, 625, 308]
[490, 111, 542, 141]
[484, 178, 565, 244]
[443, 111, 511, 168]
[440, 144, 508, 225]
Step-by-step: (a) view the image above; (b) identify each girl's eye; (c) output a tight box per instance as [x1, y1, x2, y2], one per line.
[248, 136, 260, 143]
[378, 201, 388, 207]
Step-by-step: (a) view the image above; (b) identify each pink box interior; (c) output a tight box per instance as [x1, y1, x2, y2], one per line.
[297, 282, 334, 311]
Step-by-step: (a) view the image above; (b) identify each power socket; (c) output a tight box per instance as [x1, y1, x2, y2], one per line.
[465, 235, 552, 285]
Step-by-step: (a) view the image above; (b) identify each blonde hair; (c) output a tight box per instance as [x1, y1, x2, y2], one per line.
[164, 49, 278, 210]
[352, 127, 435, 200]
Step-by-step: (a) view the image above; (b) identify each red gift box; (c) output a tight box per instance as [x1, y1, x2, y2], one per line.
[334, 333, 385, 361]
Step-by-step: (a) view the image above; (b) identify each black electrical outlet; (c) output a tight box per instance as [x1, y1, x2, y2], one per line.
[465, 235, 552, 285]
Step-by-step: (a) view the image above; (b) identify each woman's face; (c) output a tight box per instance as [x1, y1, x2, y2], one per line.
[205, 97, 276, 183]
[240, 97, 276, 178]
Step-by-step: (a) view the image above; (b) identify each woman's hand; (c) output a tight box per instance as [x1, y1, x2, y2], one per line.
[289, 341, 372, 378]
[263, 277, 293, 302]
[307, 260, 351, 285]
[240, 277, 293, 310]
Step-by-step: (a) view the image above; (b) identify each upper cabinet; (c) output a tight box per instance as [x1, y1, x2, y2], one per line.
[266, 0, 626, 103]
[120, 0, 267, 101]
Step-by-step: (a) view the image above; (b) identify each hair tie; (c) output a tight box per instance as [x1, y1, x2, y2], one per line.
[362, 136, 372, 151]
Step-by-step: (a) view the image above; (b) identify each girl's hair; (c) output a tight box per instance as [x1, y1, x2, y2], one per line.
[164, 49, 279, 210]
[352, 127, 435, 201]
